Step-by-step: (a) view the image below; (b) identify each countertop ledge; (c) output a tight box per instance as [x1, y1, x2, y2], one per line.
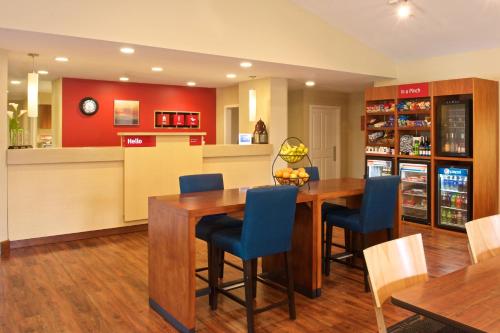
[203, 144, 273, 158]
[7, 147, 124, 165]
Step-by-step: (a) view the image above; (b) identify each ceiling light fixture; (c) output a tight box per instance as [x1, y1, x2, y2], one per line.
[240, 61, 252, 68]
[226, 73, 237, 79]
[151, 67, 163, 72]
[249, 89, 257, 122]
[187, 81, 196, 87]
[305, 81, 316, 87]
[10, 80, 21, 85]
[55, 56, 69, 62]
[397, 0, 411, 18]
[27, 53, 39, 118]
[38, 70, 49, 75]
[120, 47, 135, 54]
[119, 76, 129, 82]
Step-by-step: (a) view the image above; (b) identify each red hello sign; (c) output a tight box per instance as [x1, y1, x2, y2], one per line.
[398, 83, 429, 98]
[122, 136, 156, 147]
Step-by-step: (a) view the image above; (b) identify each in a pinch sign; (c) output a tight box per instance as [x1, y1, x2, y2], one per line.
[122, 135, 156, 147]
[398, 82, 429, 99]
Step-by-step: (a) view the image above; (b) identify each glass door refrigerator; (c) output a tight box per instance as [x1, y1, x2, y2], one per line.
[435, 95, 473, 158]
[436, 164, 472, 231]
[399, 160, 431, 225]
[365, 157, 394, 178]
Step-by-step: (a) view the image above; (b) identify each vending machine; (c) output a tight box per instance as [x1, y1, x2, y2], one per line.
[436, 164, 472, 231]
[399, 160, 431, 225]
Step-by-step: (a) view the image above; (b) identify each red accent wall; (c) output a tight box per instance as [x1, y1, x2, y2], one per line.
[62, 78, 216, 147]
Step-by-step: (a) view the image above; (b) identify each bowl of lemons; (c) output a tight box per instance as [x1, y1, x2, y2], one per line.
[274, 167, 310, 187]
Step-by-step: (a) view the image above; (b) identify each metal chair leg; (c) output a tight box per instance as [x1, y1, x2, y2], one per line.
[243, 260, 255, 333]
[325, 224, 333, 276]
[209, 246, 221, 310]
[361, 234, 369, 292]
[219, 251, 225, 279]
[284, 251, 296, 320]
[344, 229, 353, 266]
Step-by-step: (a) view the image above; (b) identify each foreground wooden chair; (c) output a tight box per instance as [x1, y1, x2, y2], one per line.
[364, 234, 462, 333]
[465, 215, 500, 264]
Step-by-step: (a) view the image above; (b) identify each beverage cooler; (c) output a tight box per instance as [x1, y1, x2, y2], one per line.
[435, 95, 472, 158]
[399, 160, 431, 225]
[365, 157, 394, 178]
[436, 165, 472, 231]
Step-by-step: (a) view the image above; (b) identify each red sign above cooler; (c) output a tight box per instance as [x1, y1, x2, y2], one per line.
[122, 136, 156, 147]
[398, 83, 429, 98]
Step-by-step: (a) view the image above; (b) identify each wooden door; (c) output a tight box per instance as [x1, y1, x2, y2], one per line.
[309, 105, 341, 179]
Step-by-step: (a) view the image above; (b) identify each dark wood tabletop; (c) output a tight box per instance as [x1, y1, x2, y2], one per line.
[151, 178, 366, 218]
[391, 256, 500, 333]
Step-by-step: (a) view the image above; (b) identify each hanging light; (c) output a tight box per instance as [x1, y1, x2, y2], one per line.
[249, 89, 257, 122]
[27, 53, 39, 118]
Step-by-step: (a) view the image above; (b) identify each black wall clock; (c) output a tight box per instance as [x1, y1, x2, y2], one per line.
[79, 97, 99, 116]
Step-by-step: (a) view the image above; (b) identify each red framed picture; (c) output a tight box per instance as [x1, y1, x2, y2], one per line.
[172, 114, 185, 126]
[186, 114, 199, 126]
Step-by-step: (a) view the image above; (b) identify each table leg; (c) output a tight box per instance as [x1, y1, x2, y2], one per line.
[148, 198, 196, 333]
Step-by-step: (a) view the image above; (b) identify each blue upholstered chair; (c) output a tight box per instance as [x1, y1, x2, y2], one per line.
[209, 186, 299, 333]
[179, 174, 242, 296]
[324, 175, 400, 291]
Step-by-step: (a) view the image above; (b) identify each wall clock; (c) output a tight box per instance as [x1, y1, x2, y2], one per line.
[79, 97, 99, 116]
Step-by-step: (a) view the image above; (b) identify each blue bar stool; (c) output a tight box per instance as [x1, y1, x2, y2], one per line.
[209, 186, 299, 333]
[179, 174, 242, 298]
[305, 166, 351, 272]
[323, 176, 400, 291]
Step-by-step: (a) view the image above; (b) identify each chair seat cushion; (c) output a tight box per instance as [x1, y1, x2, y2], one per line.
[325, 208, 362, 233]
[211, 227, 244, 258]
[195, 215, 242, 241]
[321, 202, 348, 222]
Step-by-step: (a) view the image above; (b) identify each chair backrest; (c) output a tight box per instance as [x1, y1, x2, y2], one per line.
[305, 166, 320, 181]
[240, 186, 299, 260]
[179, 173, 224, 194]
[359, 176, 400, 233]
[364, 234, 428, 333]
[465, 215, 500, 264]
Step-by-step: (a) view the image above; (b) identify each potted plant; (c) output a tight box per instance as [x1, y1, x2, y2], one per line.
[7, 103, 27, 147]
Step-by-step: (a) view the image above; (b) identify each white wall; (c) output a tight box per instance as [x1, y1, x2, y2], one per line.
[0, 49, 7, 247]
[0, 0, 395, 78]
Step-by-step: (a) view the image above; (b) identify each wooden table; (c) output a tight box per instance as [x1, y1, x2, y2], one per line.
[148, 178, 367, 332]
[392, 256, 500, 333]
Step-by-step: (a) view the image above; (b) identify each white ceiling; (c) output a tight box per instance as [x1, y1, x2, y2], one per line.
[291, 0, 500, 61]
[1, 28, 386, 99]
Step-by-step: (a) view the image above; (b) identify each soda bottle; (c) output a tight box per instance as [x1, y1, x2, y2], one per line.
[443, 175, 448, 190]
[446, 209, 452, 224]
[452, 176, 458, 191]
[458, 177, 464, 192]
[457, 211, 463, 225]
[462, 195, 467, 209]
[441, 209, 447, 224]
[463, 176, 468, 192]
[455, 194, 461, 209]
[450, 194, 456, 208]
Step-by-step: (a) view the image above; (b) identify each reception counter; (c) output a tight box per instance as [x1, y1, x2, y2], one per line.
[6, 134, 273, 243]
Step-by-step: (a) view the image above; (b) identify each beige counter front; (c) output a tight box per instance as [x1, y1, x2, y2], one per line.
[6, 139, 273, 241]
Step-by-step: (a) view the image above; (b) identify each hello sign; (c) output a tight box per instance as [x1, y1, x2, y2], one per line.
[398, 82, 429, 98]
[122, 136, 156, 147]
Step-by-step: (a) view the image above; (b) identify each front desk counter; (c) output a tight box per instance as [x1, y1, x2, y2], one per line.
[6, 133, 273, 242]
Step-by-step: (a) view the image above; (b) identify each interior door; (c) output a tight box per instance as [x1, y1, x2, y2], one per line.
[309, 105, 341, 179]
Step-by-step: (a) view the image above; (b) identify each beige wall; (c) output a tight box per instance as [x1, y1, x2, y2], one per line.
[238, 78, 272, 133]
[0, 49, 7, 246]
[0, 0, 395, 78]
[346, 92, 365, 178]
[51, 78, 62, 147]
[216, 85, 239, 144]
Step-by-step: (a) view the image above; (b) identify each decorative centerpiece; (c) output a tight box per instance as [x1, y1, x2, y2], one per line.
[252, 118, 268, 144]
[7, 103, 28, 149]
[272, 137, 313, 187]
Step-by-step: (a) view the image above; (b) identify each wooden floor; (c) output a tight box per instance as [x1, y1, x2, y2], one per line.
[0, 223, 470, 333]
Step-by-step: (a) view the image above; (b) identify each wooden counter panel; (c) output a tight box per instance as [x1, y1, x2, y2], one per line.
[365, 86, 397, 101]
[432, 78, 473, 96]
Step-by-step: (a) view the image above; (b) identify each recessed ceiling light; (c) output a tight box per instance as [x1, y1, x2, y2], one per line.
[10, 80, 21, 85]
[151, 67, 163, 72]
[119, 77, 129, 82]
[240, 62, 252, 68]
[187, 81, 196, 87]
[38, 70, 49, 75]
[120, 47, 135, 54]
[226, 73, 237, 79]
[397, 1, 411, 18]
[55, 56, 69, 62]
[305, 81, 316, 87]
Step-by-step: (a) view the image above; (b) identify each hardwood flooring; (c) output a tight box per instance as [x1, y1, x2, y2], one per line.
[0, 223, 470, 333]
